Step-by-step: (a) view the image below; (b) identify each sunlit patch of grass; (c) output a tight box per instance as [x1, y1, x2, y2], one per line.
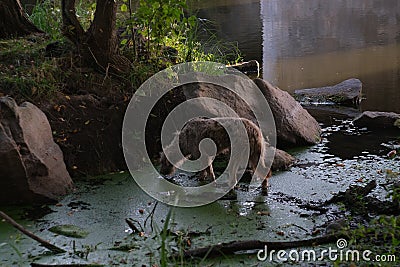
[0, 36, 65, 100]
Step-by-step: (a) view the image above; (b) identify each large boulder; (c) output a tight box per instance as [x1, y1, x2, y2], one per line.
[254, 79, 322, 147]
[294, 78, 362, 107]
[0, 97, 73, 204]
[353, 111, 400, 130]
[182, 79, 257, 124]
[182, 77, 321, 148]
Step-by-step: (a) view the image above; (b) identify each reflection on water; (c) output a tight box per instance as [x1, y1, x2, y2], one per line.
[188, 0, 262, 61]
[189, 0, 400, 113]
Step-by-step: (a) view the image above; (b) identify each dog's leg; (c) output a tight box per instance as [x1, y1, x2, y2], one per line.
[197, 156, 214, 181]
[261, 169, 272, 195]
[227, 157, 240, 187]
[207, 158, 215, 181]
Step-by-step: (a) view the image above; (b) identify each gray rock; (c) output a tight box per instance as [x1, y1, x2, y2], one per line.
[0, 97, 73, 204]
[294, 78, 362, 107]
[353, 111, 400, 130]
[254, 79, 322, 147]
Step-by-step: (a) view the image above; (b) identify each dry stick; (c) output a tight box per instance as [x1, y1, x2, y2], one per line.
[179, 233, 349, 259]
[144, 202, 158, 232]
[0, 211, 65, 254]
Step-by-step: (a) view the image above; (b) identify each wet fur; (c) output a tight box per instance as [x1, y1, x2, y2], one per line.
[159, 117, 271, 191]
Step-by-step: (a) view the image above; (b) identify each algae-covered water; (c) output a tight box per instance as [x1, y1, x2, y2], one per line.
[1, 117, 399, 266]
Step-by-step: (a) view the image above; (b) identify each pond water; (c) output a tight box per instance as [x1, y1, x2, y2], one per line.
[1, 119, 398, 266]
[189, 0, 400, 113]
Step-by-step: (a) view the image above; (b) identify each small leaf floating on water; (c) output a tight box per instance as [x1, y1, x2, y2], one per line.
[312, 229, 321, 236]
[276, 231, 285, 236]
[387, 150, 397, 159]
[49, 224, 89, 238]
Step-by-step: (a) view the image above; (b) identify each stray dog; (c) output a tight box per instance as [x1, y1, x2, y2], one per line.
[159, 117, 271, 192]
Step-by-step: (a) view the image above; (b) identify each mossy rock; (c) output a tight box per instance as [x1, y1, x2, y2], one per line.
[49, 224, 89, 238]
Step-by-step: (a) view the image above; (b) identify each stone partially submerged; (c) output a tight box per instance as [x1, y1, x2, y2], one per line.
[271, 148, 295, 171]
[254, 79, 322, 147]
[353, 111, 400, 130]
[0, 97, 73, 204]
[294, 78, 362, 107]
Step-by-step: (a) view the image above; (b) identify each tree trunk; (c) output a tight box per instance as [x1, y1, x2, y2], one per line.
[0, 0, 42, 38]
[61, 0, 131, 74]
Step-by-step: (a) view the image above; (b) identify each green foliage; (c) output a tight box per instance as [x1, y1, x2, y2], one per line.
[134, 0, 188, 47]
[348, 186, 400, 261]
[121, 0, 241, 65]
[29, 0, 62, 40]
[29, 0, 96, 41]
[350, 216, 400, 257]
[160, 209, 172, 267]
[29, 0, 241, 66]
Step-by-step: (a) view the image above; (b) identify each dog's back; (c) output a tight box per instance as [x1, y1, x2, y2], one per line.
[180, 117, 266, 170]
[161, 117, 269, 190]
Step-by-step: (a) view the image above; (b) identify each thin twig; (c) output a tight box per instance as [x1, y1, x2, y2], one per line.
[0, 211, 65, 254]
[144, 202, 158, 232]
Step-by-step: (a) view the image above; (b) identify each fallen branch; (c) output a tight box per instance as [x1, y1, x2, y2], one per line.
[325, 180, 377, 205]
[0, 211, 65, 254]
[177, 233, 348, 259]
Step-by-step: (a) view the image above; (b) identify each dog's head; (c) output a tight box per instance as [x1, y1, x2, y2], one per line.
[159, 152, 175, 175]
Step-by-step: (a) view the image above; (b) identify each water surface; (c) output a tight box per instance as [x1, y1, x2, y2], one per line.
[189, 0, 400, 113]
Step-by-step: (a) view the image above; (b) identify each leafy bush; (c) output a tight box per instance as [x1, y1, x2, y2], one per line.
[29, 0, 241, 67]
